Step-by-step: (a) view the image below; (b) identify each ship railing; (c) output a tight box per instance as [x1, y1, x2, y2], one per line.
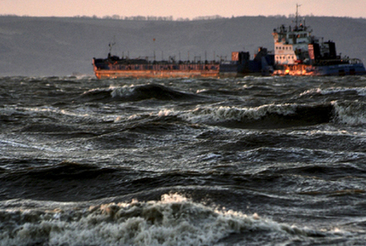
[348, 58, 363, 64]
[107, 64, 220, 71]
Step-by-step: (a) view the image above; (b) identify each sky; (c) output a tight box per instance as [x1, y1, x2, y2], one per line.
[1, 0, 366, 19]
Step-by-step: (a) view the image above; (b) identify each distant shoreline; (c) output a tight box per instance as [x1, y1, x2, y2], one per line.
[1, 14, 365, 22]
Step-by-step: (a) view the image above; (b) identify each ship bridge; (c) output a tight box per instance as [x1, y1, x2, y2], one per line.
[273, 4, 314, 65]
[273, 23, 314, 65]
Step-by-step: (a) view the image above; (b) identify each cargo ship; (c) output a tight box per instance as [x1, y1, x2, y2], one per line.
[272, 4, 366, 76]
[92, 47, 274, 79]
[92, 5, 365, 78]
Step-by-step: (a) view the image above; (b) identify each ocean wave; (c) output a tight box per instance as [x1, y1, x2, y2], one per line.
[4, 105, 118, 128]
[332, 101, 366, 125]
[82, 84, 200, 102]
[0, 193, 331, 246]
[175, 100, 366, 128]
[299, 87, 366, 97]
[81, 87, 115, 101]
[179, 103, 333, 128]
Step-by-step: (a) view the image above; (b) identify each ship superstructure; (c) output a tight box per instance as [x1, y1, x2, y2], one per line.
[272, 4, 365, 76]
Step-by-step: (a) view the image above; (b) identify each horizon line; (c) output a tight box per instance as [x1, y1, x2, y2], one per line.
[1, 13, 365, 21]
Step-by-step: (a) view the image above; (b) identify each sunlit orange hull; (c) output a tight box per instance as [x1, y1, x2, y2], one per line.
[273, 63, 366, 76]
[93, 69, 224, 79]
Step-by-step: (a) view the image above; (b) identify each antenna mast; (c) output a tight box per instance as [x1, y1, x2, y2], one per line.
[296, 4, 301, 28]
[108, 36, 116, 55]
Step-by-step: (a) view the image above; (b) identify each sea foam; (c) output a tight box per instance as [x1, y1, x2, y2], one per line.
[180, 104, 298, 123]
[0, 193, 325, 246]
[333, 101, 366, 125]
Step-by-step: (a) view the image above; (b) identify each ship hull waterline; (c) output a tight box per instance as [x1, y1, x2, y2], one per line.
[93, 69, 253, 79]
[273, 63, 366, 76]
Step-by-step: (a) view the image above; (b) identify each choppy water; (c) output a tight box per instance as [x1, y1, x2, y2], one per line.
[1, 75, 366, 245]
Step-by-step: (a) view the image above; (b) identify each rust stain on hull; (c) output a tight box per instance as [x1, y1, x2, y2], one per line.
[94, 69, 222, 79]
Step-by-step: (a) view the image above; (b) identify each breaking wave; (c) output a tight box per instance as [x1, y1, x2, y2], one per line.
[177, 103, 333, 128]
[158, 101, 366, 128]
[82, 84, 199, 102]
[0, 194, 331, 246]
[332, 101, 366, 125]
[299, 86, 366, 97]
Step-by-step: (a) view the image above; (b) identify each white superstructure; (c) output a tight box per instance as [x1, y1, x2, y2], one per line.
[272, 4, 314, 65]
[271, 4, 366, 76]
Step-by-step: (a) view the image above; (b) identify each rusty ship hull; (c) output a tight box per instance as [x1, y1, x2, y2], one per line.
[92, 48, 274, 79]
[92, 62, 226, 79]
[94, 69, 221, 79]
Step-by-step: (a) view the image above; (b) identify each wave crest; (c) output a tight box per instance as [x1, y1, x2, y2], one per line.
[0, 193, 330, 246]
[180, 103, 333, 128]
[333, 101, 366, 125]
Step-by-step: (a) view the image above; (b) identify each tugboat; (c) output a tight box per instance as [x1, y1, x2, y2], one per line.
[272, 4, 366, 76]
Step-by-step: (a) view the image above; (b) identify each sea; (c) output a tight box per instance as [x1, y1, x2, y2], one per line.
[1, 75, 366, 245]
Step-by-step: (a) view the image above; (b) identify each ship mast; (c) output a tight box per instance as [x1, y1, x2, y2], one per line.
[108, 36, 116, 57]
[295, 4, 301, 28]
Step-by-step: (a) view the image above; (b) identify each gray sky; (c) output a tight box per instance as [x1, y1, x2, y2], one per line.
[2, 0, 366, 19]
